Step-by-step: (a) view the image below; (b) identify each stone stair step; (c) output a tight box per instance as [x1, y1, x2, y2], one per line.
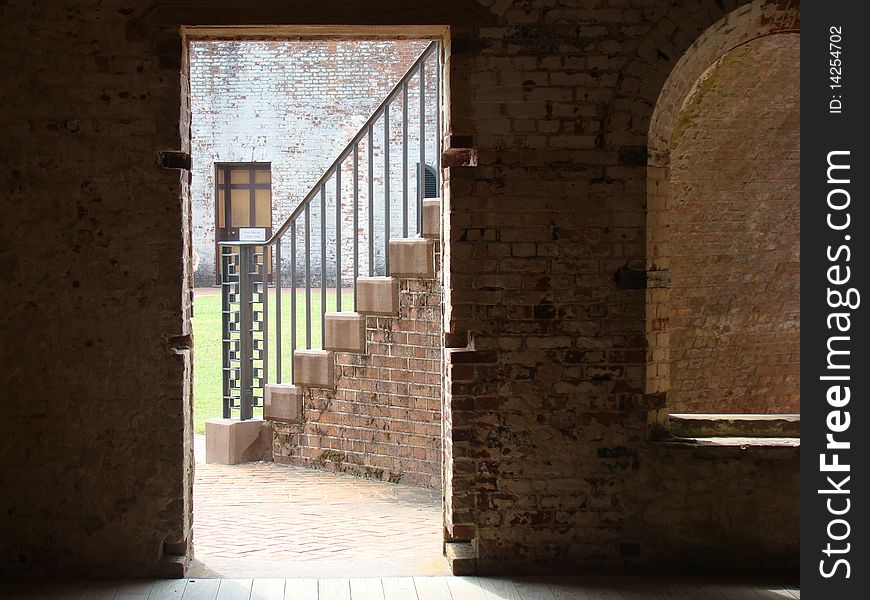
[356, 276, 400, 316]
[422, 197, 441, 239]
[293, 349, 335, 389]
[264, 383, 302, 423]
[389, 238, 435, 278]
[323, 312, 367, 353]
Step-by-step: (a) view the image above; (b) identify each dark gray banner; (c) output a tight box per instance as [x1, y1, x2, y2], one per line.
[801, 2, 869, 597]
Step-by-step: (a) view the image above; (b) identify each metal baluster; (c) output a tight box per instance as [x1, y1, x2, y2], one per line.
[259, 246, 268, 412]
[418, 60, 426, 235]
[353, 143, 359, 310]
[336, 166, 342, 312]
[402, 80, 409, 237]
[291, 222, 297, 381]
[239, 245, 254, 421]
[305, 203, 311, 349]
[384, 104, 390, 273]
[434, 45, 441, 192]
[320, 183, 327, 345]
[368, 126, 374, 276]
[275, 241, 281, 384]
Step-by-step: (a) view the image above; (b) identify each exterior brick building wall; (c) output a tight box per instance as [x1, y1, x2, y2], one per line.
[666, 34, 800, 414]
[273, 261, 443, 489]
[2, 0, 800, 579]
[189, 40, 437, 286]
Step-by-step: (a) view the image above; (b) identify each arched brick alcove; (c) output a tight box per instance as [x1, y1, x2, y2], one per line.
[644, 0, 800, 414]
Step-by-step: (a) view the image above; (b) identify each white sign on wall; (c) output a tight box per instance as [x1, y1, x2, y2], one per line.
[238, 227, 267, 242]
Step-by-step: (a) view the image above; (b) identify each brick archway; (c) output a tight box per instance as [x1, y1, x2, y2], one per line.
[643, 0, 800, 410]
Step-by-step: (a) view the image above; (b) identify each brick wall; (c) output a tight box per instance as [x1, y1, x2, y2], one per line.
[666, 34, 800, 414]
[1, 0, 800, 578]
[189, 40, 438, 286]
[273, 259, 442, 489]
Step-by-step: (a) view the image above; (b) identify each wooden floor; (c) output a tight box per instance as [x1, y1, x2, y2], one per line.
[0, 576, 800, 600]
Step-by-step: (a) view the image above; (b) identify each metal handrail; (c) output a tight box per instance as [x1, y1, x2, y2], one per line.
[219, 40, 438, 248]
[219, 40, 440, 420]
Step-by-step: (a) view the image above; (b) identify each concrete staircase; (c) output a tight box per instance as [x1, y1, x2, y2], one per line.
[264, 198, 441, 420]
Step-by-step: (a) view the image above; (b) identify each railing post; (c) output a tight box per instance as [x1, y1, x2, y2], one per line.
[238, 244, 255, 421]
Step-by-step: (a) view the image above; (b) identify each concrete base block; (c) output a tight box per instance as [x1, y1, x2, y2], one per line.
[389, 238, 435, 278]
[446, 541, 478, 575]
[293, 349, 335, 388]
[324, 312, 366, 353]
[356, 276, 400, 316]
[205, 418, 272, 465]
[422, 198, 441, 239]
[264, 383, 302, 423]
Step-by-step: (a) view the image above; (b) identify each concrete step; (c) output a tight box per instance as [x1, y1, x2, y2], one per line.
[323, 312, 366, 353]
[669, 414, 800, 438]
[356, 276, 400, 316]
[422, 197, 441, 239]
[389, 238, 435, 278]
[264, 383, 302, 422]
[293, 349, 335, 389]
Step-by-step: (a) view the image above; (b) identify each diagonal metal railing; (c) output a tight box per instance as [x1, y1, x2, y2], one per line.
[219, 41, 441, 420]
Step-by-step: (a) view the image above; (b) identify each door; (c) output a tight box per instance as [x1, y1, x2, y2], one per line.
[215, 163, 273, 284]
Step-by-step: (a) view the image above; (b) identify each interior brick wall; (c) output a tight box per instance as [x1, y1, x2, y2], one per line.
[665, 34, 800, 414]
[273, 259, 442, 489]
[1, 0, 799, 579]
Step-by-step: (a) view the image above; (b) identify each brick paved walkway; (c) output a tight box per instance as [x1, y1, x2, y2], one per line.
[192, 442, 447, 578]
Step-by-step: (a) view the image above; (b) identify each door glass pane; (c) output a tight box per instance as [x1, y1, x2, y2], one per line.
[217, 188, 225, 228]
[254, 188, 272, 227]
[230, 169, 250, 184]
[255, 169, 271, 184]
[230, 188, 250, 227]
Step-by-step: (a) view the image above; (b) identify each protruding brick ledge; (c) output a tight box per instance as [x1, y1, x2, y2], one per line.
[264, 383, 302, 422]
[356, 276, 400, 316]
[293, 349, 335, 389]
[669, 413, 800, 438]
[324, 312, 366, 353]
[422, 198, 441, 239]
[389, 238, 435, 278]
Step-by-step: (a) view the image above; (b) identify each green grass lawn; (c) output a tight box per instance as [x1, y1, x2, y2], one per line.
[192, 288, 353, 434]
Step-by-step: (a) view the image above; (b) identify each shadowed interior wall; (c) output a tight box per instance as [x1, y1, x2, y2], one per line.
[667, 34, 800, 414]
[0, 0, 799, 579]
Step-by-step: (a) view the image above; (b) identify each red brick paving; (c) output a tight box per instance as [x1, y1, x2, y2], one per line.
[192, 459, 447, 577]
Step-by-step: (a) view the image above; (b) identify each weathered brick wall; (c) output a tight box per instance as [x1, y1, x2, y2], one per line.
[189, 40, 438, 286]
[665, 34, 800, 414]
[273, 261, 442, 489]
[1, 0, 799, 579]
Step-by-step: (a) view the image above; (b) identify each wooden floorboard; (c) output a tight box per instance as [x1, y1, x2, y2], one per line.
[445, 576, 489, 600]
[149, 579, 188, 600]
[283, 578, 318, 600]
[181, 578, 221, 600]
[381, 576, 418, 600]
[413, 576, 452, 600]
[319, 578, 351, 600]
[250, 578, 285, 600]
[349, 577, 386, 600]
[215, 578, 253, 600]
[479, 576, 523, 600]
[0, 577, 801, 600]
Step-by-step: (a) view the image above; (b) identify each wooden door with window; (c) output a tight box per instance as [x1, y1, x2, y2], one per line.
[215, 163, 273, 284]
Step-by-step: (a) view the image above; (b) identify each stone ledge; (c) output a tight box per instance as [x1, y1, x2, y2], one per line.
[669, 413, 800, 438]
[205, 418, 272, 465]
[264, 383, 302, 423]
[356, 276, 400, 316]
[389, 238, 435, 278]
[293, 349, 335, 389]
[324, 312, 366, 353]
